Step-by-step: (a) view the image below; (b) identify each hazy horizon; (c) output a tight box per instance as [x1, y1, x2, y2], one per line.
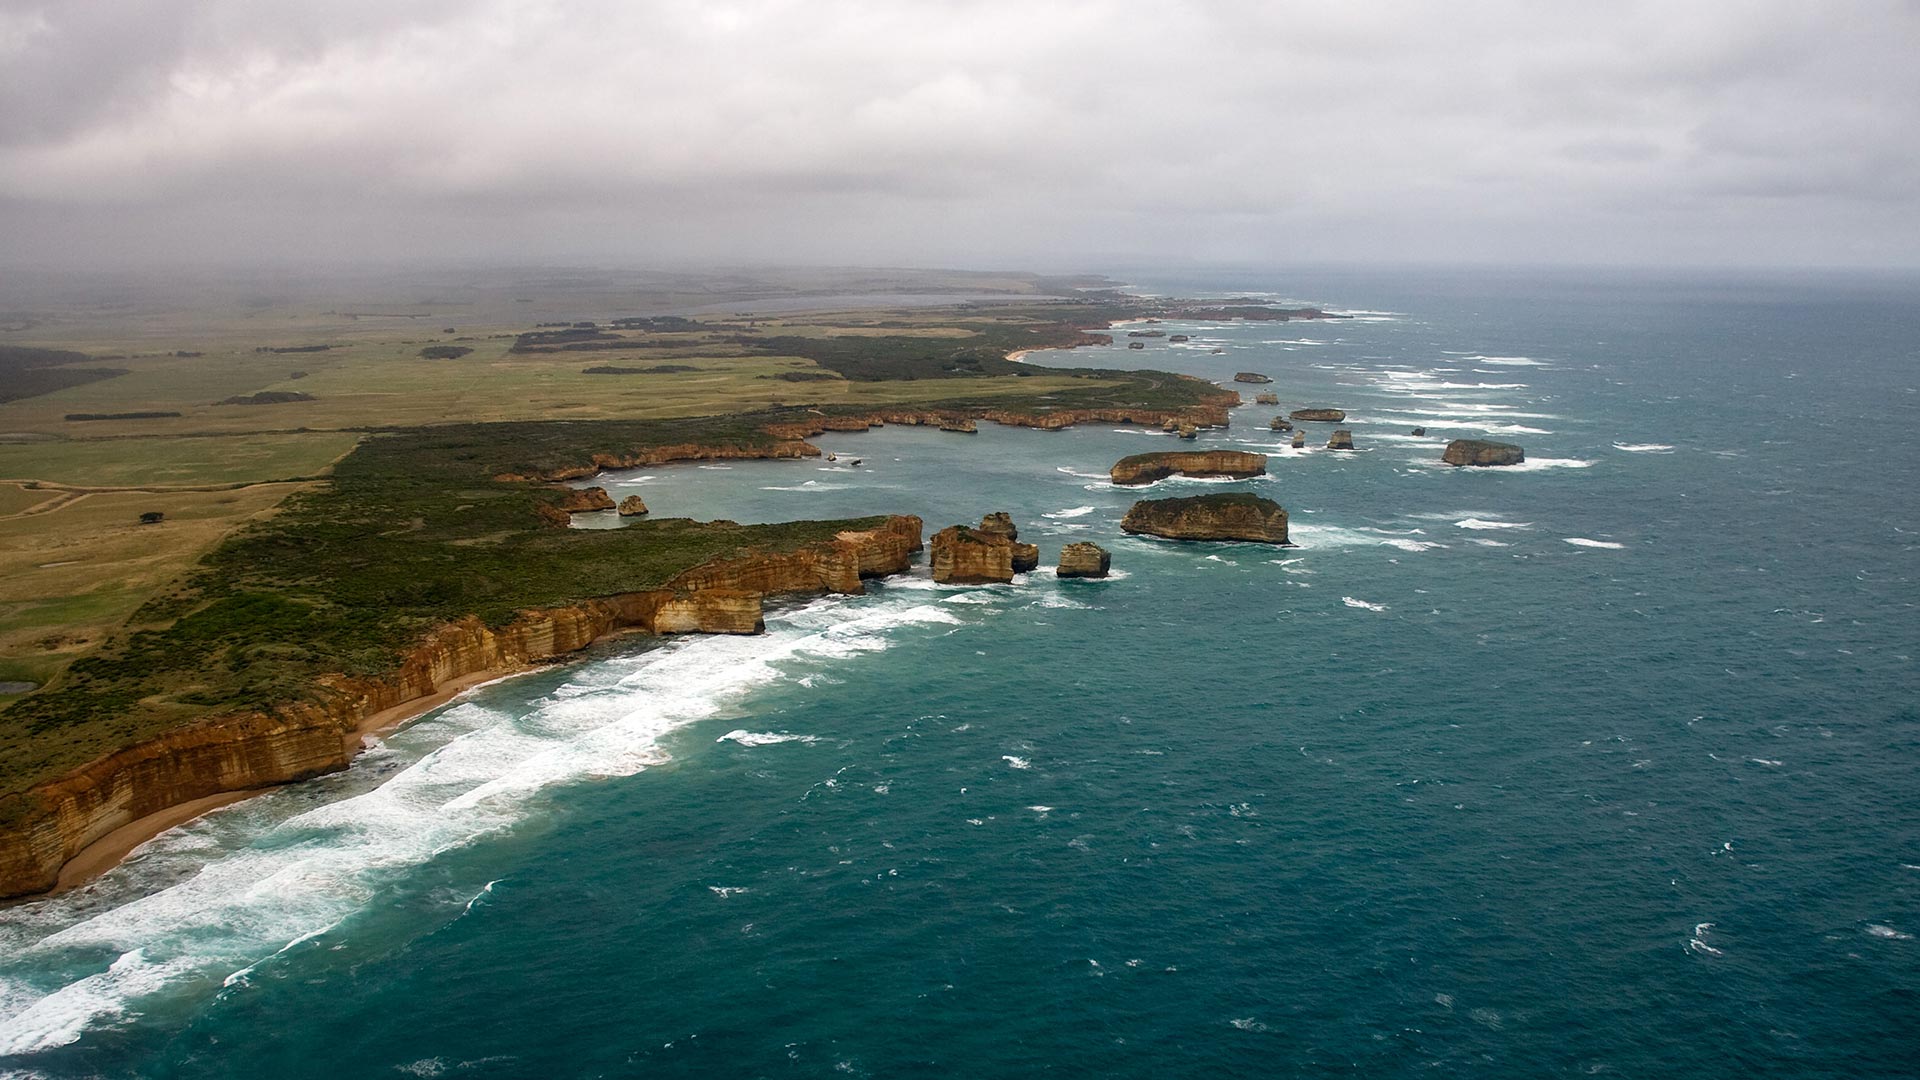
[3, 1, 1918, 273]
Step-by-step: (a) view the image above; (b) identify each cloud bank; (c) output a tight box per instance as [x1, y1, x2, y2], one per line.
[2, 0, 1916, 269]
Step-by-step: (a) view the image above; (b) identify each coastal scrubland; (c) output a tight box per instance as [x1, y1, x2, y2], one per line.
[0, 269, 1231, 806]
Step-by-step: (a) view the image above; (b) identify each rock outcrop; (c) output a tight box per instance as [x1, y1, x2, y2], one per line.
[1168, 334, 1190, 343]
[978, 512, 1018, 539]
[1441, 439, 1525, 467]
[939, 418, 978, 434]
[1011, 542, 1040, 573]
[0, 515, 925, 899]
[617, 495, 649, 516]
[1127, 341, 1145, 350]
[1270, 417, 1293, 432]
[1056, 542, 1111, 578]
[1411, 427, 1426, 437]
[1176, 424, 1199, 440]
[1291, 431, 1306, 448]
[1289, 408, 1346, 422]
[761, 399, 1236, 441]
[556, 486, 615, 512]
[1110, 450, 1268, 486]
[1254, 392, 1279, 405]
[1326, 430, 1355, 451]
[1233, 372, 1273, 384]
[1121, 493, 1290, 544]
[931, 525, 1014, 584]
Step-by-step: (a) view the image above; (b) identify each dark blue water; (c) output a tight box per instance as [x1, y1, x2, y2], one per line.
[2, 269, 1916, 1077]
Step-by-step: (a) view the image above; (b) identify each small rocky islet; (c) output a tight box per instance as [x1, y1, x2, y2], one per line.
[1121, 492, 1290, 545]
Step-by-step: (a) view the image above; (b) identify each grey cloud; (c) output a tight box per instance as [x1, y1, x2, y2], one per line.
[0, 0, 1916, 270]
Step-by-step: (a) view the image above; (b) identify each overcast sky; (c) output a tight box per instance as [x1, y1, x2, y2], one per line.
[2, 0, 1917, 272]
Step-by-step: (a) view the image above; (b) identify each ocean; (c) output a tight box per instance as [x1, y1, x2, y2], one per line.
[2, 268, 1916, 1077]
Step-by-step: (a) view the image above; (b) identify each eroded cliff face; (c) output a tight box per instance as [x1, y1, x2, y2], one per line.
[1109, 450, 1268, 486]
[761, 400, 1235, 442]
[1120, 494, 1291, 545]
[930, 525, 1015, 584]
[1441, 439, 1525, 466]
[495, 440, 821, 483]
[0, 515, 924, 899]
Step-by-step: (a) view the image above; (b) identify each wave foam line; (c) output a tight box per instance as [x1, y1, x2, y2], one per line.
[0, 593, 961, 1055]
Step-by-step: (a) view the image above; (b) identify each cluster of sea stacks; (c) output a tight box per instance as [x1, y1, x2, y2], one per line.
[930, 513, 1109, 581]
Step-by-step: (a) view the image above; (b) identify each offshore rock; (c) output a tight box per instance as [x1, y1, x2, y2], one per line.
[1270, 417, 1293, 432]
[1290, 431, 1306, 449]
[1121, 493, 1290, 545]
[1168, 334, 1190, 343]
[1289, 408, 1346, 423]
[1011, 542, 1040, 573]
[1254, 392, 1279, 405]
[617, 495, 649, 516]
[1441, 439, 1526, 467]
[979, 511, 1019, 540]
[1176, 424, 1199, 440]
[1411, 427, 1427, 437]
[1128, 341, 1146, 350]
[1110, 450, 1268, 486]
[939, 417, 978, 433]
[556, 486, 615, 512]
[1233, 372, 1273, 384]
[1326, 430, 1355, 451]
[931, 525, 1015, 584]
[1056, 542, 1112, 578]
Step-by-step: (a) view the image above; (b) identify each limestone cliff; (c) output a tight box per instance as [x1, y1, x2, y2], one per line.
[1442, 439, 1525, 466]
[930, 525, 1014, 584]
[495, 440, 821, 484]
[1110, 450, 1267, 486]
[0, 515, 923, 899]
[1120, 493, 1290, 545]
[761, 398, 1235, 442]
[1056, 542, 1111, 578]
[556, 486, 615, 512]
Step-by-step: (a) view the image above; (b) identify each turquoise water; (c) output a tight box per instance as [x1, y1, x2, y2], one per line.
[2, 270, 1916, 1076]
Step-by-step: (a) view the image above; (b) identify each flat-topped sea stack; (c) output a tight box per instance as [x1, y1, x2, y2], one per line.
[1254, 392, 1279, 405]
[617, 495, 649, 516]
[1056, 542, 1112, 579]
[1110, 450, 1268, 486]
[1270, 417, 1293, 432]
[931, 525, 1015, 583]
[1326, 430, 1355, 451]
[1442, 439, 1526, 467]
[1233, 372, 1273, 384]
[1121, 493, 1290, 545]
[1289, 408, 1346, 423]
[1290, 431, 1306, 448]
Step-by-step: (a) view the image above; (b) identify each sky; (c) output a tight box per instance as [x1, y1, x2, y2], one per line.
[2, 0, 1917, 272]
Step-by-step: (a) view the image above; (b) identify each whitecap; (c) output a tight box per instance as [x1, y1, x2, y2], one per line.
[1466, 538, 1511, 547]
[708, 886, 750, 898]
[1002, 756, 1033, 770]
[1564, 538, 1626, 549]
[1866, 924, 1913, 940]
[1381, 539, 1445, 552]
[1455, 518, 1533, 530]
[1342, 597, 1388, 612]
[717, 730, 819, 747]
[1044, 506, 1096, 519]
[1613, 442, 1675, 453]
[0, 593, 964, 1049]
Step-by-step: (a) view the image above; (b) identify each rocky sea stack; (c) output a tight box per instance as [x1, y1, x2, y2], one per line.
[1056, 542, 1112, 579]
[1326, 430, 1355, 451]
[1110, 450, 1267, 486]
[1441, 439, 1526, 467]
[932, 517, 1038, 583]
[1289, 408, 1346, 422]
[617, 495, 649, 516]
[1121, 492, 1290, 545]
[1232, 372, 1273, 384]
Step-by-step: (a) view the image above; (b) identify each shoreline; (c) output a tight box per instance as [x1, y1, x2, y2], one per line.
[44, 665, 547, 898]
